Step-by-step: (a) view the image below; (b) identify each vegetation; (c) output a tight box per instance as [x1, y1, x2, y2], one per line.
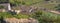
[9, 0, 44, 6]
[0, 10, 59, 23]
[0, 0, 60, 23]
[0, 12, 29, 19]
[30, 11, 58, 23]
[0, 5, 4, 9]
[0, 0, 8, 3]
[9, 0, 21, 6]
[55, 4, 60, 11]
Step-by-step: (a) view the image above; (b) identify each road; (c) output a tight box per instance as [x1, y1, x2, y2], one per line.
[47, 10, 60, 14]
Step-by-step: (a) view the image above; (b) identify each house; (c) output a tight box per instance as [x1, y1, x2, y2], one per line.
[0, 3, 14, 12]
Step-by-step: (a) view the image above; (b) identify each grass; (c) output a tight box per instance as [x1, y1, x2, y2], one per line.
[30, 11, 59, 23]
[40, 11, 59, 23]
[0, 12, 29, 19]
[13, 14, 29, 19]
[0, 11, 59, 23]
[0, 12, 13, 18]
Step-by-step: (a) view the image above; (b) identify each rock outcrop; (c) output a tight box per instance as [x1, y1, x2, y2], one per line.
[4, 18, 38, 23]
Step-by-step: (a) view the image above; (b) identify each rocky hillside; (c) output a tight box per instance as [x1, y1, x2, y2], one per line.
[3, 18, 38, 23]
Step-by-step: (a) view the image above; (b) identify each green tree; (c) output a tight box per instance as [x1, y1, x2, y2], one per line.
[9, 0, 26, 6]
[55, 4, 60, 11]
[0, 0, 8, 3]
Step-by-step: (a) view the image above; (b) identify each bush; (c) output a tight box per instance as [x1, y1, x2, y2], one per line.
[13, 14, 29, 19]
[0, 12, 29, 19]
[55, 4, 60, 11]
[0, 0, 8, 3]
[45, 0, 50, 1]
[0, 12, 13, 19]
[0, 5, 4, 9]
[30, 11, 58, 23]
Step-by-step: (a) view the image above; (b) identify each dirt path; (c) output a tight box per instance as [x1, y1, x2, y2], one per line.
[4, 18, 38, 23]
[48, 10, 60, 14]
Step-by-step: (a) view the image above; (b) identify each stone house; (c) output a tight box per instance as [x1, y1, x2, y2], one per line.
[0, 3, 8, 12]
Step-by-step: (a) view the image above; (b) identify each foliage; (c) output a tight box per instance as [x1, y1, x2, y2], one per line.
[7, 11, 17, 15]
[55, 4, 60, 11]
[9, 0, 32, 6]
[0, 12, 13, 18]
[45, 0, 50, 1]
[13, 14, 29, 19]
[0, 11, 59, 23]
[0, 0, 8, 3]
[0, 12, 29, 19]
[9, 0, 44, 6]
[9, 0, 21, 6]
[0, 5, 4, 9]
[30, 11, 58, 23]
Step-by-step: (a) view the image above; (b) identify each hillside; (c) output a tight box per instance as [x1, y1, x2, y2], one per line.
[0, 0, 60, 23]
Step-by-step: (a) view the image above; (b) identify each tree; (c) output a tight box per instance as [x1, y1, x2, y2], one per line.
[9, 0, 25, 6]
[55, 4, 60, 11]
[0, 0, 9, 3]
[45, 0, 50, 1]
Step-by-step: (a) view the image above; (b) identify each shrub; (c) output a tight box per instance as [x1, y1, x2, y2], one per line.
[0, 12, 29, 19]
[30, 11, 58, 23]
[13, 14, 29, 19]
[45, 0, 50, 1]
[0, 5, 4, 9]
[55, 4, 60, 11]
[0, 12, 13, 19]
